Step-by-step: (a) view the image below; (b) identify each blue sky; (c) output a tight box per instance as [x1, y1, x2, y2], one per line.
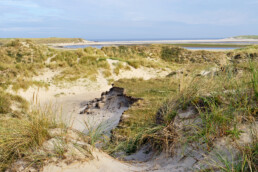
[0, 0, 258, 40]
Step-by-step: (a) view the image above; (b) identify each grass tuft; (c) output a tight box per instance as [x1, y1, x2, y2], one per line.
[0, 105, 59, 170]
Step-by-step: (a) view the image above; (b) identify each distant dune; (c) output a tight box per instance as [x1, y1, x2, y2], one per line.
[0, 37, 88, 45]
[232, 35, 258, 39]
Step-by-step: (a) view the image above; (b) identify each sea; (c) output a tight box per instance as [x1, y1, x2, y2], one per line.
[63, 38, 246, 50]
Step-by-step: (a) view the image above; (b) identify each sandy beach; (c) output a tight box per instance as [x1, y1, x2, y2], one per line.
[48, 38, 258, 47]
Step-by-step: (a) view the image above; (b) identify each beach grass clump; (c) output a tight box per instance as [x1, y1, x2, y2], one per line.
[102, 70, 112, 78]
[12, 79, 49, 92]
[107, 77, 178, 154]
[0, 106, 59, 170]
[3, 39, 50, 63]
[0, 97, 94, 171]
[102, 45, 168, 69]
[51, 48, 113, 82]
[206, 129, 258, 171]
[84, 47, 105, 56]
[0, 91, 12, 114]
[161, 46, 185, 62]
[113, 62, 130, 75]
[113, 62, 123, 74]
[102, 44, 227, 65]
[227, 45, 258, 63]
[0, 90, 28, 115]
[108, 57, 257, 156]
[158, 61, 257, 147]
[0, 40, 54, 90]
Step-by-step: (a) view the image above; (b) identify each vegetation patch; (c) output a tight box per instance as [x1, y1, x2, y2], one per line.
[107, 77, 178, 154]
[0, 91, 11, 114]
[0, 39, 258, 170]
[233, 35, 258, 39]
[0, 106, 59, 170]
[108, 55, 257, 171]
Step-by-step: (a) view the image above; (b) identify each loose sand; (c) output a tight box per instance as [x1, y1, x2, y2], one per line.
[13, 59, 170, 132]
[11, 59, 172, 172]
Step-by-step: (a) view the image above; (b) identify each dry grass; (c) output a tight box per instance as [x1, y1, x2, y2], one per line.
[159, 61, 257, 148]
[108, 54, 257, 158]
[107, 77, 178, 154]
[205, 127, 257, 171]
[0, 90, 28, 115]
[0, 105, 59, 170]
[0, 40, 53, 90]
[102, 45, 227, 65]
[0, 39, 257, 169]
[0, 91, 11, 114]
[0, 103, 96, 171]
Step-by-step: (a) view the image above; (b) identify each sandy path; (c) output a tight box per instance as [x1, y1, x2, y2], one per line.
[14, 60, 169, 133]
[10, 59, 174, 172]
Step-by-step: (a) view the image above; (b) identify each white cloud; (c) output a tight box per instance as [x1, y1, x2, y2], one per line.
[0, 26, 61, 32]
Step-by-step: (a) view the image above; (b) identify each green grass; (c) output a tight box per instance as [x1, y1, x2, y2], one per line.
[103, 44, 227, 64]
[166, 61, 257, 147]
[0, 106, 59, 170]
[107, 77, 178, 154]
[0, 91, 11, 114]
[12, 80, 49, 92]
[104, 44, 257, 156]
[0, 90, 28, 115]
[0, 40, 110, 88]
[52, 53, 111, 83]
[2, 39, 253, 90]
[113, 62, 130, 75]
[83, 120, 110, 147]
[0, 39, 257, 169]
[168, 43, 247, 48]
[233, 35, 258, 39]
[207, 131, 258, 171]
[0, 104, 96, 171]
[0, 39, 54, 90]
[108, 57, 257, 156]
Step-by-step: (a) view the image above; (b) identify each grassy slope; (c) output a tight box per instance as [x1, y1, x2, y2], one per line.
[0, 40, 53, 90]
[0, 39, 256, 103]
[0, 39, 257, 170]
[110, 77, 178, 153]
[109, 47, 258, 170]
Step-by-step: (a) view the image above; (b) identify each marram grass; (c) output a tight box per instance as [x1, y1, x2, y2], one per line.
[0, 105, 59, 170]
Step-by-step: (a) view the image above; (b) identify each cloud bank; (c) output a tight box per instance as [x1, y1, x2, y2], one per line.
[0, 0, 257, 39]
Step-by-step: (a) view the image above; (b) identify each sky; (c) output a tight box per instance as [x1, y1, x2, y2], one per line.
[0, 0, 258, 40]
